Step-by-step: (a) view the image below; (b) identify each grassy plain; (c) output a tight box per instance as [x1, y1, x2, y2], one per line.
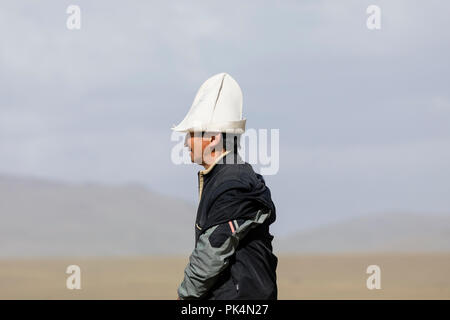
[1, 254, 449, 299]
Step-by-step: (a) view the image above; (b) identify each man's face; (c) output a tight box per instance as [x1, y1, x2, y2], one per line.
[185, 132, 222, 165]
[184, 132, 209, 164]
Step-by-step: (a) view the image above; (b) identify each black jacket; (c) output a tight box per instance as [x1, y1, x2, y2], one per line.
[178, 152, 278, 300]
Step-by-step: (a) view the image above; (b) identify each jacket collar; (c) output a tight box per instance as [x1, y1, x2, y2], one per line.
[199, 150, 231, 176]
[197, 151, 231, 202]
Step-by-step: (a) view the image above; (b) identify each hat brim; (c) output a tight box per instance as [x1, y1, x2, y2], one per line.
[171, 119, 246, 134]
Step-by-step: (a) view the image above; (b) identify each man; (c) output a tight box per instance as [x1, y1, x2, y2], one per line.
[172, 73, 277, 300]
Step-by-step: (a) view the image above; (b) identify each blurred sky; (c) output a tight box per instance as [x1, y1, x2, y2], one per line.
[1, 1, 449, 235]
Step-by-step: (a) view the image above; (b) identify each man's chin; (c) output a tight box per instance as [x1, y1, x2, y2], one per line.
[189, 151, 204, 165]
[190, 154, 199, 164]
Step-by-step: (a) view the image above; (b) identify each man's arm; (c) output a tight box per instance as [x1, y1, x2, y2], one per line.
[177, 209, 271, 299]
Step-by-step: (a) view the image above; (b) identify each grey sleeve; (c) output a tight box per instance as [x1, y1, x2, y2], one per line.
[177, 209, 271, 300]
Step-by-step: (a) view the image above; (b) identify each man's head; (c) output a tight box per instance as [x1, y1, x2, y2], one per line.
[184, 131, 241, 168]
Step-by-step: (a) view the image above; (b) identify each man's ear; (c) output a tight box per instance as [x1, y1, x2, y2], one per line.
[208, 132, 222, 149]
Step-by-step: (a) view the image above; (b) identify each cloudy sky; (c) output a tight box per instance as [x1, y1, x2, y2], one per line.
[1, 1, 449, 235]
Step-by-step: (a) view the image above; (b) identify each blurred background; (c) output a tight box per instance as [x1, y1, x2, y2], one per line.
[0, 0, 449, 299]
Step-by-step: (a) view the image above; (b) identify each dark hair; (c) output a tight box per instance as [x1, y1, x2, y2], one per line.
[222, 133, 240, 154]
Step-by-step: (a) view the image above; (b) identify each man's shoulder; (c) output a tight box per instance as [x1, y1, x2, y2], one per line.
[198, 159, 275, 232]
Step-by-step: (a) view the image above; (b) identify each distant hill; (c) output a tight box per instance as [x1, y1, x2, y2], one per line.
[2, 174, 450, 257]
[275, 213, 450, 253]
[0, 175, 197, 257]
